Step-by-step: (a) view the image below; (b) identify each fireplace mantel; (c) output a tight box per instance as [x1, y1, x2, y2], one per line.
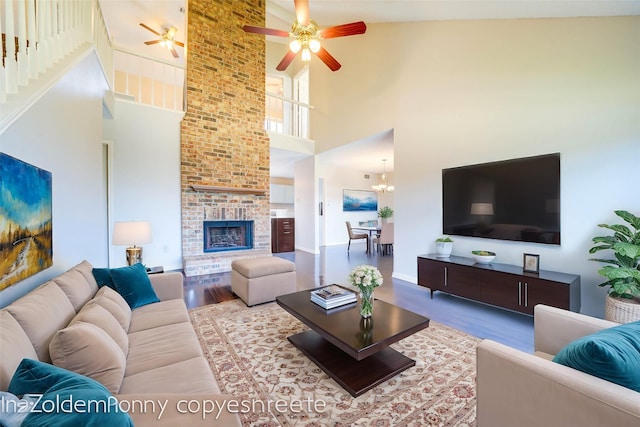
[191, 185, 268, 195]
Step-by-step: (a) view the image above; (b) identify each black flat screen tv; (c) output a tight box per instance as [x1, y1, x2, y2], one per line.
[442, 153, 560, 245]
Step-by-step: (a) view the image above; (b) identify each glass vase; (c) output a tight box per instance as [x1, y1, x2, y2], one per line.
[358, 288, 375, 318]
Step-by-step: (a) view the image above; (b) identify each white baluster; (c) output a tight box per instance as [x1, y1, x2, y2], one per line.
[51, 0, 60, 64]
[17, 0, 29, 86]
[27, 0, 38, 79]
[0, 9, 6, 103]
[4, 0, 19, 94]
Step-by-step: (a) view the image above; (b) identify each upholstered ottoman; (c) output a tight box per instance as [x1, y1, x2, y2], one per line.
[231, 257, 297, 306]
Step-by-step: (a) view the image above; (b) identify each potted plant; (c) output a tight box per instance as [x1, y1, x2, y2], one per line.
[378, 206, 394, 224]
[435, 236, 454, 257]
[589, 210, 640, 323]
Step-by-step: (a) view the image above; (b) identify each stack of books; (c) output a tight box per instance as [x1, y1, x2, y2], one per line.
[310, 285, 357, 310]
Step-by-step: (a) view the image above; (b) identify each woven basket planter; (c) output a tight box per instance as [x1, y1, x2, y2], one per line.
[605, 294, 640, 323]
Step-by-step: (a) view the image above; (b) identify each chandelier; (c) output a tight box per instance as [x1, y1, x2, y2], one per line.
[372, 159, 394, 193]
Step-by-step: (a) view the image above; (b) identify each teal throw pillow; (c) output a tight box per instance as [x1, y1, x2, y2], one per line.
[552, 321, 640, 392]
[109, 263, 160, 309]
[8, 358, 132, 427]
[92, 268, 115, 289]
[92, 264, 159, 309]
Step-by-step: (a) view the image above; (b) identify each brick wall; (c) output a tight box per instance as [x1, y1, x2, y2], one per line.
[181, 0, 271, 271]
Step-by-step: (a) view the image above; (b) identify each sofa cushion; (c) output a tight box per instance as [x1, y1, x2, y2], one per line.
[93, 264, 159, 309]
[125, 323, 204, 377]
[93, 286, 132, 332]
[128, 299, 190, 333]
[8, 358, 132, 427]
[74, 260, 99, 292]
[49, 322, 126, 394]
[0, 311, 38, 391]
[119, 357, 220, 394]
[4, 281, 75, 363]
[73, 302, 129, 355]
[53, 261, 98, 312]
[553, 321, 640, 392]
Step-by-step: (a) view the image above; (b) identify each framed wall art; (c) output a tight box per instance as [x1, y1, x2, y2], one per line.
[523, 253, 540, 274]
[0, 153, 53, 290]
[343, 189, 378, 212]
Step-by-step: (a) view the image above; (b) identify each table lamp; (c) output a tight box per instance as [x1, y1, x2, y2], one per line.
[112, 221, 152, 265]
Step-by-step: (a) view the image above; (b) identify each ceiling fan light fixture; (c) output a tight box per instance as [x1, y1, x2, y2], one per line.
[301, 47, 311, 62]
[289, 39, 301, 53]
[309, 38, 321, 53]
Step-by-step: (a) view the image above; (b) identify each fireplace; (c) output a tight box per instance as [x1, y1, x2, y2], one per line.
[203, 220, 254, 253]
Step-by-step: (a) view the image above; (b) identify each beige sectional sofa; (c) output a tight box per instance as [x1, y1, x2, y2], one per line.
[0, 260, 241, 426]
[477, 304, 640, 427]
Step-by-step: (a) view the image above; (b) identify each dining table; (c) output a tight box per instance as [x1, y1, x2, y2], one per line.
[351, 225, 381, 253]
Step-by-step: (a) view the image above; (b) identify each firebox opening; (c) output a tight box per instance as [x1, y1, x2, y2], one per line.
[203, 220, 254, 253]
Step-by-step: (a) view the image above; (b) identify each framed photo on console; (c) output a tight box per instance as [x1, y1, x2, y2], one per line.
[523, 253, 540, 274]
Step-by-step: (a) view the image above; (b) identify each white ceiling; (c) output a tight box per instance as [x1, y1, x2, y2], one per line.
[269, 0, 640, 26]
[99, 0, 640, 178]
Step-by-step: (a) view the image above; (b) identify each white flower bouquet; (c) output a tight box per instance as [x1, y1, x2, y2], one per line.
[348, 265, 383, 317]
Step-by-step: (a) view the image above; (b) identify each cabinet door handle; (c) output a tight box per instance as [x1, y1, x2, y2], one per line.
[524, 282, 528, 307]
[518, 281, 522, 306]
[444, 267, 448, 286]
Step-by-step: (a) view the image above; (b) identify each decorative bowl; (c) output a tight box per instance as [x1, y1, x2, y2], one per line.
[472, 250, 496, 264]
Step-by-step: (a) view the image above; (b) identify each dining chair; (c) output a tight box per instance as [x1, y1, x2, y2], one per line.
[374, 223, 394, 255]
[345, 221, 369, 252]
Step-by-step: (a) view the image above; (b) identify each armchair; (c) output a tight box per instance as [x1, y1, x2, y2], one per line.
[476, 305, 640, 427]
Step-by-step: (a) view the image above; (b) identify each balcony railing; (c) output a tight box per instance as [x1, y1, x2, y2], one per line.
[265, 92, 312, 140]
[112, 48, 185, 111]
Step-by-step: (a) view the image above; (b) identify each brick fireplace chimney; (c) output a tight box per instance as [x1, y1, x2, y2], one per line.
[181, 0, 271, 276]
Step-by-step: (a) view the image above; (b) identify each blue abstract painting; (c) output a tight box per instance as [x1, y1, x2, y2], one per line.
[0, 153, 53, 290]
[343, 189, 378, 212]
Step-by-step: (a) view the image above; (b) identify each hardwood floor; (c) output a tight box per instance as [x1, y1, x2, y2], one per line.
[183, 244, 534, 352]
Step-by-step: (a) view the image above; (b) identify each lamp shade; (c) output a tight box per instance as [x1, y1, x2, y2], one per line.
[470, 203, 494, 216]
[112, 221, 152, 246]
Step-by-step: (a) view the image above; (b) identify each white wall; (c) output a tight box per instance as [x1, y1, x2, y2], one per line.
[293, 156, 317, 253]
[308, 16, 640, 317]
[317, 162, 386, 246]
[102, 98, 183, 270]
[1, 53, 109, 307]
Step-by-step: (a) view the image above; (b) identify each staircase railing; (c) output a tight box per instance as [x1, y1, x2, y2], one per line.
[1, 0, 112, 130]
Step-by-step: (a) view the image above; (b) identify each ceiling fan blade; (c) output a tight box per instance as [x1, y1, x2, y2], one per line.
[139, 23, 161, 36]
[242, 25, 289, 37]
[276, 51, 297, 71]
[144, 40, 161, 45]
[294, 0, 310, 25]
[316, 46, 341, 71]
[171, 47, 179, 58]
[320, 21, 367, 39]
[174, 40, 185, 48]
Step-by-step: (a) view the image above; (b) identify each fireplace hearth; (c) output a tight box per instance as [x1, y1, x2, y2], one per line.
[203, 220, 254, 252]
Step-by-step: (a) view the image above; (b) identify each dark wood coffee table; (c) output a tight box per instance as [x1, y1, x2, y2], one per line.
[276, 287, 430, 397]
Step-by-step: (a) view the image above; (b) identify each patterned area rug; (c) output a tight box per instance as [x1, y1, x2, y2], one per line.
[190, 299, 479, 426]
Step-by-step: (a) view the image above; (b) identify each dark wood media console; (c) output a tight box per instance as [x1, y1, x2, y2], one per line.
[417, 254, 580, 315]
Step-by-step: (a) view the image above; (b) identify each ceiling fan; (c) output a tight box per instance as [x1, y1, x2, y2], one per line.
[242, 0, 366, 71]
[139, 23, 184, 59]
